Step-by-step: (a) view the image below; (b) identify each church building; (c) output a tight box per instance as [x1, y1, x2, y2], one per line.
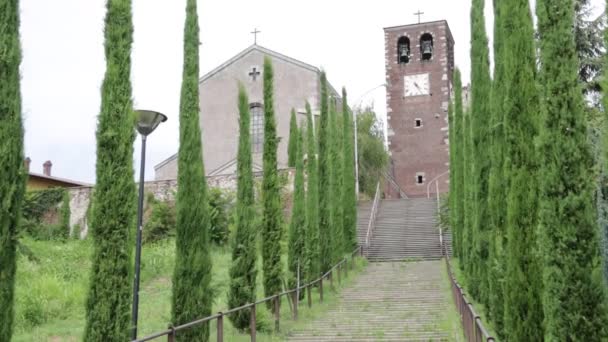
[154, 44, 340, 180]
[384, 20, 455, 198]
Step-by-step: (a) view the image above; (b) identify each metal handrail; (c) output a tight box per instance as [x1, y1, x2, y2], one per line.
[426, 170, 449, 199]
[364, 182, 381, 252]
[133, 246, 364, 342]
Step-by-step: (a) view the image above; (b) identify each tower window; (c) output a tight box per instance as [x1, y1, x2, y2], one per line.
[420, 33, 434, 61]
[250, 103, 264, 153]
[415, 119, 422, 128]
[397, 36, 410, 64]
[416, 172, 425, 184]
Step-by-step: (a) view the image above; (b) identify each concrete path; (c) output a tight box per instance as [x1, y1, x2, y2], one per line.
[287, 260, 462, 341]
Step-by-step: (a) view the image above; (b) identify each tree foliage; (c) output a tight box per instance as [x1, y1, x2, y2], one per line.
[261, 56, 283, 300]
[84, 0, 137, 339]
[288, 128, 306, 286]
[451, 70, 464, 262]
[172, 0, 213, 340]
[354, 107, 389, 198]
[228, 84, 257, 330]
[287, 109, 298, 168]
[318, 71, 333, 274]
[0, 0, 26, 338]
[304, 102, 320, 282]
[537, 0, 608, 339]
[341, 88, 358, 251]
[501, 0, 544, 339]
[329, 99, 343, 262]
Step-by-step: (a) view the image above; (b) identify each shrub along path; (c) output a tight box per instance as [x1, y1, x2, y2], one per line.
[287, 260, 463, 341]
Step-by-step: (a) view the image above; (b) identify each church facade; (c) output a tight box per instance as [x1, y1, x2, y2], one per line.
[155, 45, 340, 180]
[384, 20, 455, 198]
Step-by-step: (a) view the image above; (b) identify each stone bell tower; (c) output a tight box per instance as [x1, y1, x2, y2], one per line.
[384, 20, 455, 198]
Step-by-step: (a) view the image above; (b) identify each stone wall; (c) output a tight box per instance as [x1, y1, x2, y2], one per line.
[68, 168, 295, 239]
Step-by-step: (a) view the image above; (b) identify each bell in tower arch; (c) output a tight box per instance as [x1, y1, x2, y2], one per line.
[420, 33, 434, 61]
[397, 36, 410, 64]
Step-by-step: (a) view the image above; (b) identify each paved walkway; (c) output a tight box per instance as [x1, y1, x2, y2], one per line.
[287, 261, 461, 341]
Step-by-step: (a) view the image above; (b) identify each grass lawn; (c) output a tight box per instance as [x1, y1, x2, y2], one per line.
[12, 237, 366, 341]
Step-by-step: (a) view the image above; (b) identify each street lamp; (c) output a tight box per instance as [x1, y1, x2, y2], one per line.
[131, 109, 167, 340]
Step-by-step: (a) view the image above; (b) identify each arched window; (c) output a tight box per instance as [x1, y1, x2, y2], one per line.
[420, 33, 434, 61]
[250, 103, 264, 153]
[397, 36, 410, 64]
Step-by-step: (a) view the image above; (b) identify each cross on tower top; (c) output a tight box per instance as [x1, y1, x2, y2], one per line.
[414, 10, 424, 24]
[251, 28, 261, 45]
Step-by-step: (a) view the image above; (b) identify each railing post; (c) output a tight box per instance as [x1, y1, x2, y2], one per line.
[292, 291, 298, 320]
[329, 270, 334, 288]
[319, 277, 324, 303]
[167, 325, 175, 342]
[217, 312, 224, 342]
[274, 296, 280, 332]
[307, 285, 312, 308]
[250, 304, 256, 342]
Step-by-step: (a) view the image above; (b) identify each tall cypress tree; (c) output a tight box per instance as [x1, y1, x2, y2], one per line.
[462, 105, 474, 278]
[330, 99, 343, 261]
[341, 88, 357, 251]
[452, 70, 464, 261]
[172, 1, 213, 340]
[228, 84, 257, 331]
[304, 102, 320, 281]
[486, 0, 507, 334]
[0, 0, 26, 339]
[502, 0, 543, 339]
[288, 128, 306, 286]
[318, 71, 333, 274]
[261, 56, 283, 300]
[468, 0, 492, 306]
[84, 0, 137, 339]
[288, 109, 298, 168]
[537, 0, 608, 339]
[448, 98, 456, 258]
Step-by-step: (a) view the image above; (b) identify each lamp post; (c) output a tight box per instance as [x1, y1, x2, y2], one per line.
[131, 109, 167, 340]
[353, 84, 387, 196]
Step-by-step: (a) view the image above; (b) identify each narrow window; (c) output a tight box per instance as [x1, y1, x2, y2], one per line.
[420, 33, 434, 61]
[397, 36, 410, 64]
[415, 119, 422, 128]
[416, 172, 425, 184]
[250, 103, 264, 153]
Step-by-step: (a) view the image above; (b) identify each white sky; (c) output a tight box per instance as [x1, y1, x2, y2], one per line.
[20, 0, 605, 183]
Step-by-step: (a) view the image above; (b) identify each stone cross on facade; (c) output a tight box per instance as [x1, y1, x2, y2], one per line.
[251, 28, 261, 45]
[414, 10, 424, 24]
[249, 66, 261, 81]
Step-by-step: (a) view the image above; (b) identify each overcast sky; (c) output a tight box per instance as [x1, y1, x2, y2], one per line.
[20, 0, 605, 183]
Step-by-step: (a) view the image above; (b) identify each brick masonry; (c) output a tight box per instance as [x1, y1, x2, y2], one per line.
[384, 20, 455, 198]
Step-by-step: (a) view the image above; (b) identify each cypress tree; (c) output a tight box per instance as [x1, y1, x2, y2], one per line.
[537, 0, 608, 339]
[84, 0, 137, 339]
[288, 109, 298, 168]
[486, 0, 507, 334]
[0, 0, 26, 339]
[448, 99, 456, 257]
[261, 56, 283, 300]
[462, 106, 474, 278]
[304, 102, 320, 281]
[330, 99, 344, 261]
[288, 128, 306, 286]
[318, 71, 333, 274]
[228, 84, 257, 331]
[172, 0, 213, 340]
[501, 0, 543, 339]
[452, 70, 465, 262]
[468, 0, 492, 305]
[341, 88, 358, 251]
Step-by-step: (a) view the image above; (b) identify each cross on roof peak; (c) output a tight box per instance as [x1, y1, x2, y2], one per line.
[251, 28, 261, 45]
[414, 10, 424, 24]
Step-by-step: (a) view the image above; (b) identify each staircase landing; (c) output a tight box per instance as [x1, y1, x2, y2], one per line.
[288, 260, 461, 341]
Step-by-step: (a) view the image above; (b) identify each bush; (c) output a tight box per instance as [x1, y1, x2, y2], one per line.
[209, 187, 234, 246]
[143, 196, 176, 244]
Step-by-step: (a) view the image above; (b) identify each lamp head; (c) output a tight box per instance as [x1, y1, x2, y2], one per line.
[135, 110, 167, 136]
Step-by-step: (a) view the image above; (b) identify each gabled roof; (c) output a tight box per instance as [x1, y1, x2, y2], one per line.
[199, 44, 321, 84]
[28, 172, 92, 188]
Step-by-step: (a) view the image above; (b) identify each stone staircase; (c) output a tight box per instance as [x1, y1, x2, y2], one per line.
[287, 261, 459, 341]
[366, 199, 445, 261]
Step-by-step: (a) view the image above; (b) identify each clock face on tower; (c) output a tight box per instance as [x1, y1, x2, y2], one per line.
[404, 73, 430, 97]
